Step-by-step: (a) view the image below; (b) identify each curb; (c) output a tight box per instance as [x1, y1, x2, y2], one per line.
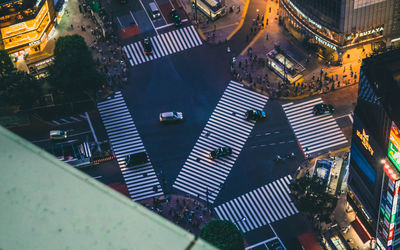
[196, 27, 207, 41]
[226, 0, 251, 41]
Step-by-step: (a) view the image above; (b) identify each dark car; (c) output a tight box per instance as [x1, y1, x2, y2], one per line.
[209, 147, 232, 159]
[169, 9, 182, 27]
[142, 37, 152, 55]
[245, 109, 266, 121]
[313, 104, 335, 115]
[126, 152, 148, 166]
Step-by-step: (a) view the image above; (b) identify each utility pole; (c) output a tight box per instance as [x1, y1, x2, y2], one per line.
[194, 0, 198, 23]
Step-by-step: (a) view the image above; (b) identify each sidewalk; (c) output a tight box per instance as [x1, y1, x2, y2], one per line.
[296, 148, 374, 249]
[19, 0, 128, 91]
[180, 0, 246, 44]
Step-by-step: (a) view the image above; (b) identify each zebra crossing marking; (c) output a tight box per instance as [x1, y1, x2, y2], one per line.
[282, 98, 348, 155]
[173, 81, 269, 203]
[214, 175, 298, 233]
[50, 114, 85, 125]
[123, 25, 203, 67]
[97, 91, 163, 201]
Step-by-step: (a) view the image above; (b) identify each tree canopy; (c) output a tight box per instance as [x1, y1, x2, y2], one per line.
[49, 35, 104, 99]
[200, 219, 244, 250]
[0, 49, 14, 78]
[289, 174, 338, 222]
[0, 71, 42, 110]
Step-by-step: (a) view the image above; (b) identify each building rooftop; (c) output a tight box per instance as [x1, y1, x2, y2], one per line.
[361, 48, 400, 122]
[0, 0, 40, 26]
[0, 126, 216, 250]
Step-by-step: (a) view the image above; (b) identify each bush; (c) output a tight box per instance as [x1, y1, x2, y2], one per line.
[200, 220, 244, 250]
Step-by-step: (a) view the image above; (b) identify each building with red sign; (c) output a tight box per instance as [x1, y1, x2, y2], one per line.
[347, 48, 400, 249]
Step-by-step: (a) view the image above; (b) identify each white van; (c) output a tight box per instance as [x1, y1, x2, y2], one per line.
[149, 2, 161, 19]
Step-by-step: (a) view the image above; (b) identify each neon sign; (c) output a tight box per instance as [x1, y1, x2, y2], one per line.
[356, 26, 384, 38]
[384, 163, 399, 182]
[356, 129, 374, 156]
[388, 124, 400, 172]
[287, 0, 322, 29]
[315, 36, 337, 51]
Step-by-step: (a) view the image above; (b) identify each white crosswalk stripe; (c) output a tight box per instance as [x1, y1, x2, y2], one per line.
[123, 25, 203, 67]
[173, 81, 269, 203]
[282, 98, 348, 155]
[97, 91, 163, 201]
[214, 175, 298, 233]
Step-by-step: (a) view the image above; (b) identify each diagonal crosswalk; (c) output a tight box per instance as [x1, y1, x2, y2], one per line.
[123, 25, 203, 67]
[97, 91, 163, 201]
[214, 175, 298, 233]
[173, 81, 269, 203]
[282, 97, 348, 155]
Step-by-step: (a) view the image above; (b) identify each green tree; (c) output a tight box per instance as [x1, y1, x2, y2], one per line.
[0, 71, 42, 110]
[0, 49, 15, 78]
[289, 174, 338, 222]
[200, 220, 244, 250]
[48, 34, 104, 100]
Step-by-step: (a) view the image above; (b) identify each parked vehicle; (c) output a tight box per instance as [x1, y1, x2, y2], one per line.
[149, 2, 161, 19]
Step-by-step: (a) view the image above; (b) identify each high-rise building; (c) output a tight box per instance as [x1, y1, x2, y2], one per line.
[0, 0, 56, 60]
[279, 0, 400, 60]
[346, 48, 400, 249]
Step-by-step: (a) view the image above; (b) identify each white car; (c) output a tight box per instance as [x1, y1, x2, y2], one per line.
[159, 112, 183, 122]
[50, 130, 67, 140]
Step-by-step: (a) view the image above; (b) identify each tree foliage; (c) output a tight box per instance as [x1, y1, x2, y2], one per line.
[48, 35, 104, 99]
[200, 220, 244, 250]
[0, 49, 14, 78]
[0, 71, 42, 109]
[289, 175, 338, 222]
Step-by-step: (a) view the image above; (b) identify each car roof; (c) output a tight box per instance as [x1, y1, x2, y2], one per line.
[50, 130, 63, 135]
[161, 112, 175, 117]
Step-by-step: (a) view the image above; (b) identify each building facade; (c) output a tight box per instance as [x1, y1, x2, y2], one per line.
[346, 48, 400, 249]
[0, 0, 56, 60]
[279, 0, 400, 60]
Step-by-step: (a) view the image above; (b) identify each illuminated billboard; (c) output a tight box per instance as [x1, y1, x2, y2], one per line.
[388, 123, 400, 172]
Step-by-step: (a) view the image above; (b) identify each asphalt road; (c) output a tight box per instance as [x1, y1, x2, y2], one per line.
[215, 99, 302, 204]
[122, 41, 233, 194]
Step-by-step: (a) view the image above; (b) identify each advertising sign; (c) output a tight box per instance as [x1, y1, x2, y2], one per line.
[357, 129, 374, 156]
[388, 123, 400, 172]
[384, 163, 399, 182]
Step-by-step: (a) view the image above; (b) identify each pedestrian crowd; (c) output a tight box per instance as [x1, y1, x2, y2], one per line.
[68, 0, 129, 91]
[140, 195, 214, 236]
[230, 47, 359, 99]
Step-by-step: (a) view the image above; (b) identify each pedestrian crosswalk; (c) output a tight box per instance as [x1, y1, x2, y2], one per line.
[50, 114, 86, 125]
[97, 91, 163, 201]
[173, 81, 269, 203]
[214, 175, 298, 233]
[123, 25, 203, 67]
[282, 98, 348, 155]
